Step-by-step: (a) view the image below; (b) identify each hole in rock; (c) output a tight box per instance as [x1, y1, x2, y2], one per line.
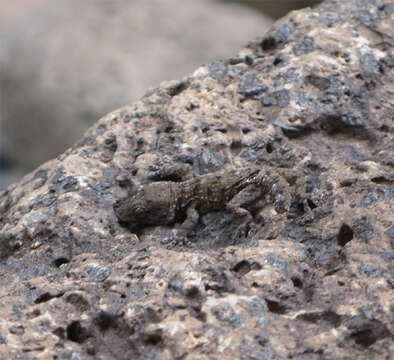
[337, 223, 354, 246]
[66, 321, 90, 344]
[291, 276, 303, 289]
[265, 299, 287, 314]
[261, 37, 277, 51]
[53, 257, 70, 267]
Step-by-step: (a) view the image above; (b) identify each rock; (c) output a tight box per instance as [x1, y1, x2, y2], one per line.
[0, 0, 273, 175]
[0, 0, 393, 358]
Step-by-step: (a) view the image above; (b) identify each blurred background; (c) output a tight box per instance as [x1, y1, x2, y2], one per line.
[0, 0, 320, 190]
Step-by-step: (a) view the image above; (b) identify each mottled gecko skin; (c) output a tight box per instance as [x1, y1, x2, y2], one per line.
[114, 167, 289, 233]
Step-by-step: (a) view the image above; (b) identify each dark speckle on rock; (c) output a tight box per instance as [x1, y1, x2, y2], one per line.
[203, 267, 235, 294]
[354, 216, 379, 242]
[167, 273, 183, 296]
[166, 80, 188, 97]
[293, 35, 314, 56]
[93, 182, 111, 195]
[278, 24, 291, 42]
[340, 178, 357, 187]
[249, 295, 268, 319]
[74, 135, 96, 149]
[31, 194, 57, 209]
[384, 226, 394, 243]
[359, 192, 378, 207]
[238, 74, 268, 97]
[240, 149, 258, 162]
[240, 334, 276, 360]
[384, 272, 394, 287]
[261, 36, 278, 52]
[32, 169, 49, 190]
[337, 223, 354, 246]
[306, 73, 331, 90]
[344, 315, 390, 347]
[357, 49, 382, 76]
[319, 12, 339, 27]
[227, 65, 244, 78]
[174, 153, 194, 165]
[104, 133, 117, 147]
[20, 265, 44, 281]
[23, 211, 48, 227]
[261, 89, 290, 107]
[261, 23, 291, 52]
[192, 150, 227, 175]
[358, 264, 380, 277]
[273, 56, 284, 66]
[133, 248, 151, 261]
[211, 304, 243, 328]
[51, 170, 79, 193]
[267, 253, 288, 273]
[343, 145, 367, 163]
[65, 293, 90, 312]
[208, 60, 228, 79]
[97, 123, 107, 135]
[88, 266, 111, 282]
[272, 67, 299, 86]
[185, 102, 199, 112]
[61, 176, 79, 193]
[9, 325, 25, 336]
[52, 168, 67, 184]
[294, 91, 315, 108]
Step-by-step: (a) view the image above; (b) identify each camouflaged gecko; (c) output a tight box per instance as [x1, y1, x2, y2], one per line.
[113, 166, 290, 237]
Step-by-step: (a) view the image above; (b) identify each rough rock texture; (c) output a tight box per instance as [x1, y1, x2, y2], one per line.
[0, 0, 393, 359]
[0, 0, 272, 175]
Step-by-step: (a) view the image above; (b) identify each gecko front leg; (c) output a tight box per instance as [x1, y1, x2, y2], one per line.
[179, 202, 200, 234]
[165, 202, 200, 246]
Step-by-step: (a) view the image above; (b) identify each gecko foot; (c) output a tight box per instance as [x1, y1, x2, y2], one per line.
[233, 221, 258, 241]
[160, 229, 194, 249]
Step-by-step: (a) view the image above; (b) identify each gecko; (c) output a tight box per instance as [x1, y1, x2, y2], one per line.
[113, 166, 291, 238]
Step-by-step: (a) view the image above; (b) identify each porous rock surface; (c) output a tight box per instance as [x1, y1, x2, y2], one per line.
[0, 0, 393, 358]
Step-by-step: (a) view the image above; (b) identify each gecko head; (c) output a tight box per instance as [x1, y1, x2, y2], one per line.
[133, 206, 146, 219]
[113, 191, 147, 224]
[114, 182, 176, 226]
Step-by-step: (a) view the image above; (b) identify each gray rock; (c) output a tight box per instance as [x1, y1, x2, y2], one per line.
[0, 0, 393, 358]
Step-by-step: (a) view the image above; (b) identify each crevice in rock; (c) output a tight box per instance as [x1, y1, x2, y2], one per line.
[337, 223, 354, 246]
[66, 321, 91, 344]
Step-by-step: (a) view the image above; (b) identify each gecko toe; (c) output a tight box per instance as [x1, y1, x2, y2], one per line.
[233, 221, 257, 241]
[160, 229, 188, 248]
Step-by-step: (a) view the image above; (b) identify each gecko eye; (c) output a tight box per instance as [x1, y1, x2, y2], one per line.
[134, 207, 146, 218]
